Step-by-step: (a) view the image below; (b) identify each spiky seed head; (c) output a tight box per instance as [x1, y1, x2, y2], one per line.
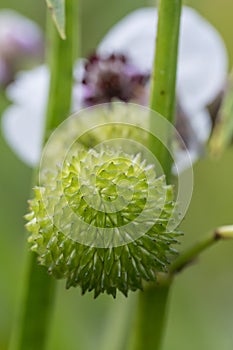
[25, 147, 180, 298]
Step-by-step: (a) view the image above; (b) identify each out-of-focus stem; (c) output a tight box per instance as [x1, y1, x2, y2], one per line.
[10, 1, 77, 349]
[131, 1, 182, 350]
[170, 226, 233, 274]
[45, 0, 76, 140]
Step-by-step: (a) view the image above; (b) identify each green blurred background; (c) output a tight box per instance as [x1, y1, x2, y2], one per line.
[0, 0, 233, 349]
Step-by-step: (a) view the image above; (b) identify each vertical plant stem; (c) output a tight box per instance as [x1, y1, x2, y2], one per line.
[45, 0, 76, 139]
[130, 283, 171, 350]
[10, 1, 77, 349]
[10, 253, 56, 350]
[131, 1, 182, 350]
[149, 0, 182, 180]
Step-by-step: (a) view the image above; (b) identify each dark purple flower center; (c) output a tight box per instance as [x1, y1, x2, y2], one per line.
[81, 53, 149, 106]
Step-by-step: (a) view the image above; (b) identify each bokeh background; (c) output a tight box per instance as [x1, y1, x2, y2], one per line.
[0, 0, 233, 349]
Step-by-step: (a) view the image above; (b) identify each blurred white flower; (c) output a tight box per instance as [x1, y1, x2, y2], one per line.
[2, 66, 49, 165]
[0, 9, 44, 87]
[2, 64, 83, 166]
[1, 7, 228, 168]
[99, 7, 228, 114]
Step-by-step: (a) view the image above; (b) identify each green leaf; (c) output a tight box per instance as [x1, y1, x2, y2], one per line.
[46, 0, 66, 39]
[209, 71, 233, 155]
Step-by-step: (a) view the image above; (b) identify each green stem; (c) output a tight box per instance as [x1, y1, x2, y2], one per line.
[149, 0, 182, 180]
[11, 1, 77, 349]
[129, 282, 170, 350]
[131, 1, 182, 350]
[45, 0, 76, 140]
[129, 225, 233, 350]
[170, 226, 233, 274]
[10, 254, 56, 350]
[100, 296, 136, 350]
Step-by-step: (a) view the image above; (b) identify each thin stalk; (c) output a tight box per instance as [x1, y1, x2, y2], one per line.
[10, 1, 77, 349]
[131, 1, 182, 350]
[170, 226, 233, 274]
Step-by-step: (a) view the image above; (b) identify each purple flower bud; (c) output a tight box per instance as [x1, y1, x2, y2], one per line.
[0, 10, 44, 87]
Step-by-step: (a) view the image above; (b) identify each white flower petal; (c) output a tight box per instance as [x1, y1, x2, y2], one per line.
[173, 107, 211, 174]
[98, 8, 157, 73]
[99, 7, 228, 112]
[188, 108, 211, 145]
[173, 148, 197, 175]
[2, 65, 49, 166]
[1, 62, 83, 166]
[178, 7, 228, 112]
[72, 60, 85, 112]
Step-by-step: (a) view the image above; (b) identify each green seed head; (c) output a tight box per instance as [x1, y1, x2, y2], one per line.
[25, 147, 180, 298]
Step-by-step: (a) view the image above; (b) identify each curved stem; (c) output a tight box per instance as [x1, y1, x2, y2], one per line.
[131, 1, 182, 350]
[170, 226, 233, 274]
[10, 1, 77, 349]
